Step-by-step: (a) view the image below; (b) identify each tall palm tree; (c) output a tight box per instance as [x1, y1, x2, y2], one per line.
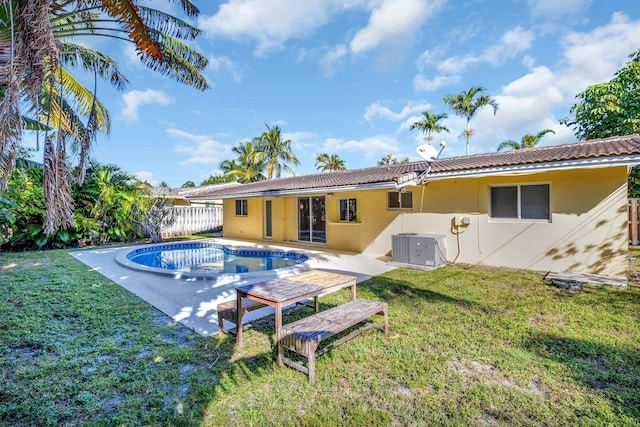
[444, 86, 498, 155]
[0, 0, 209, 233]
[315, 153, 346, 172]
[497, 129, 555, 151]
[253, 124, 300, 179]
[410, 112, 449, 143]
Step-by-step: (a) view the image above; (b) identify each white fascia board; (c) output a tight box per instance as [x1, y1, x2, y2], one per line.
[423, 155, 640, 181]
[193, 182, 399, 200]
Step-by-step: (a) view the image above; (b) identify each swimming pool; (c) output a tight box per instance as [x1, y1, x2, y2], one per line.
[116, 241, 309, 279]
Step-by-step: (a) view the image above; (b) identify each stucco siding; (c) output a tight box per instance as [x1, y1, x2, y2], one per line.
[363, 166, 629, 278]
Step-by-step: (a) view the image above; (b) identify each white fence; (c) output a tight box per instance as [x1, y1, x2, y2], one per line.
[162, 206, 223, 237]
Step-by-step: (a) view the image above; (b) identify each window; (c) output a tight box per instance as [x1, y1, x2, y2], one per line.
[339, 198, 357, 222]
[387, 191, 413, 209]
[235, 199, 248, 216]
[490, 184, 549, 220]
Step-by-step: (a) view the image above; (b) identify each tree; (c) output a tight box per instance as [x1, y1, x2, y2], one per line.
[253, 124, 300, 179]
[497, 129, 555, 151]
[220, 140, 266, 184]
[0, 0, 209, 233]
[181, 181, 196, 188]
[444, 86, 499, 155]
[315, 153, 346, 172]
[200, 174, 235, 185]
[410, 112, 449, 143]
[563, 49, 640, 140]
[377, 154, 409, 165]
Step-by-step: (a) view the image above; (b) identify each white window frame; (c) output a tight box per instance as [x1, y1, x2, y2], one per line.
[339, 198, 357, 222]
[235, 199, 248, 216]
[489, 183, 550, 221]
[387, 190, 413, 210]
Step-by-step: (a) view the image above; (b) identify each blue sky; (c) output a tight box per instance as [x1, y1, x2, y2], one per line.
[27, 0, 640, 187]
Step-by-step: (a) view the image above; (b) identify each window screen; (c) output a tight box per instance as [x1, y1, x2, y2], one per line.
[387, 191, 413, 209]
[235, 199, 248, 216]
[339, 198, 357, 222]
[490, 184, 550, 220]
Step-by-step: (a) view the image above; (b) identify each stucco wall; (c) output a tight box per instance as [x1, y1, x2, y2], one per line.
[222, 165, 629, 278]
[364, 166, 629, 278]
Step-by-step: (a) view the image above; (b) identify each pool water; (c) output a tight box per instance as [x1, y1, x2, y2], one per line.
[125, 243, 307, 275]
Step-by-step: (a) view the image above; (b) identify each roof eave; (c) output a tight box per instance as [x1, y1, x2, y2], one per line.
[424, 155, 640, 181]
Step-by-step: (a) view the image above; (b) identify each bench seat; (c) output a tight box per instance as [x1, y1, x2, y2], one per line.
[217, 298, 268, 335]
[277, 299, 388, 383]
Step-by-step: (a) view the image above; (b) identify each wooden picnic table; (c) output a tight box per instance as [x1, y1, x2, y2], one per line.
[234, 270, 357, 351]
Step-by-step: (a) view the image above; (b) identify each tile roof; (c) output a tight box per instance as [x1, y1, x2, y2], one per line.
[188, 134, 640, 199]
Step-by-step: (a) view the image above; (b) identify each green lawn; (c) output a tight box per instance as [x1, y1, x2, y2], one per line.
[1, 249, 639, 426]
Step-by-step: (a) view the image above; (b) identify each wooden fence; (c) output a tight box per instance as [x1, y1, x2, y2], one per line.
[162, 206, 223, 238]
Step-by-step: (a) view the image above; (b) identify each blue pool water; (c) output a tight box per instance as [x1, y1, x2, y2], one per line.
[124, 242, 308, 275]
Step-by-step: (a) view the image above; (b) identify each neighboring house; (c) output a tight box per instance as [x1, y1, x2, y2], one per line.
[187, 135, 640, 280]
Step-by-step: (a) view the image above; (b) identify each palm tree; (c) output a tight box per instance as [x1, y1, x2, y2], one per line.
[0, 0, 209, 233]
[253, 124, 300, 179]
[444, 86, 498, 155]
[377, 154, 409, 166]
[315, 153, 346, 172]
[497, 129, 556, 151]
[220, 140, 266, 184]
[410, 112, 449, 143]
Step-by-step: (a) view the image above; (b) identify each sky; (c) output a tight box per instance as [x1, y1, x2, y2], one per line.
[25, 0, 640, 187]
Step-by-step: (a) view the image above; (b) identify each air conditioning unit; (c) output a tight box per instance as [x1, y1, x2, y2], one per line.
[392, 233, 446, 268]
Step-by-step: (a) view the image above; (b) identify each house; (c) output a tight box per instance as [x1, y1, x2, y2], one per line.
[187, 135, 640, 281]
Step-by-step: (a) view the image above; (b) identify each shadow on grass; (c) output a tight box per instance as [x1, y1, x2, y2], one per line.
[524, 332, 640, 422]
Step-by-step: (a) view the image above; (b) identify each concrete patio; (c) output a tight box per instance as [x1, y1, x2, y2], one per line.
[70, 238, 395, 336]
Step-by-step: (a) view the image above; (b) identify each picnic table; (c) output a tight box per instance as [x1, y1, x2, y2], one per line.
[233, 270, 357, 348]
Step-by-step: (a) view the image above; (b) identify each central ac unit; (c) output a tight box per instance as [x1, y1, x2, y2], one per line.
[392, 233, 446, 268]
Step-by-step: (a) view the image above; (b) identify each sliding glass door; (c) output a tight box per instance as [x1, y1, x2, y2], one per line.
[297, 196, 326, 243]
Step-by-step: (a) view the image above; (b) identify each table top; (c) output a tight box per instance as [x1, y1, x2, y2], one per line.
[236, 278, 323, 304]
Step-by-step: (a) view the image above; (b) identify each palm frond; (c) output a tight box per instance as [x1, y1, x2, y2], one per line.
[60, 42, 129, 91]
[138, 30, 209, 90]
[138, 6, 201, 40]
[99, 0, 162, 59]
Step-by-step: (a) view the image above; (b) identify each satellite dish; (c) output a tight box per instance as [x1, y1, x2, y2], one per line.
[416, 144, 439, 162]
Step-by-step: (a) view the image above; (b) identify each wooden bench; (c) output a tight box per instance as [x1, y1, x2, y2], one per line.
[277, 299, 388, 383]
[217, 298, 268, 335]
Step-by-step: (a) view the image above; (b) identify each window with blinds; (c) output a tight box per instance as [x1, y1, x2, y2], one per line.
[490, 184, 549, 220]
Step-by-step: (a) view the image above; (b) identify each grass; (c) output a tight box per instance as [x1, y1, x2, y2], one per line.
[1, 248, 639, 426]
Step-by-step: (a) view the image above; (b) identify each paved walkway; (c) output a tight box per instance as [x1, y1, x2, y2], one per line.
[70, 238, 395, 336]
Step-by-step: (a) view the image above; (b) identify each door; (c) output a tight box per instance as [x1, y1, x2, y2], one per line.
[264, 199, 273, 239]
[297, 196, 326, 243]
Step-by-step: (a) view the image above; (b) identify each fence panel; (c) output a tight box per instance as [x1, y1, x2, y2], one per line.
[162, 206, 223, 237]
[630, 198, 640, 245]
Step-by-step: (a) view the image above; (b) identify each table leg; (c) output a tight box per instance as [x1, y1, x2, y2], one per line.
[235, 294, 243, 347]
[351, 284, 356, 300]
[275, 302, 283, 364]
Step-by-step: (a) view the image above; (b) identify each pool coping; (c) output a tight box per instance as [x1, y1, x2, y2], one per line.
[115, 240, 310, 280]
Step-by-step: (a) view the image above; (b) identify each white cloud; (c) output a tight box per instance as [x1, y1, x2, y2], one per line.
[414, 26, 535, 92]
[320, 44, 347, 77]
[121, 90, 172, 121]
[322, 135, 400, 160]
[208, 54, 242, 83]
[167, 129, 231, 166]
[199, 0, 340, 57]
[364, 101, 431, 123]
[528, 0, 592, 19]
[134, 170, 159, 186]
[350, 0, 443, 54]
[555, 12, 640, 98]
